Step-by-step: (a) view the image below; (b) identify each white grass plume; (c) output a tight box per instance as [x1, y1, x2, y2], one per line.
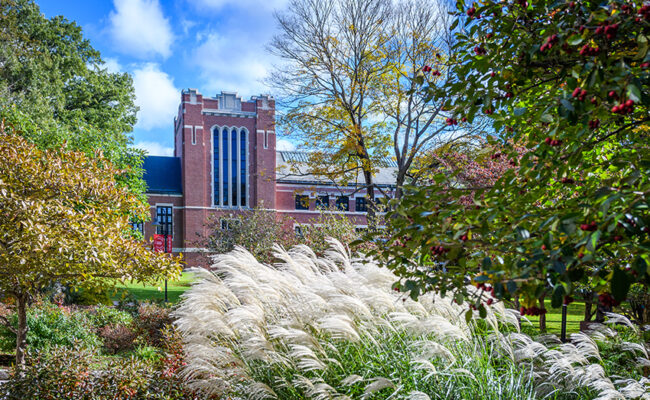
[174, 240, 648, 399]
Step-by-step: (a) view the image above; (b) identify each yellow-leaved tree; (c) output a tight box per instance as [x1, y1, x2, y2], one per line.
[0, 123, 182, 369]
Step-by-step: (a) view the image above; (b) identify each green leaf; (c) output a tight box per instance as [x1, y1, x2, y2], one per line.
[627, 84, 642, 103]
[478, 304, 487, 318]
[611, 268, 631, 303]
[465, 308, 473, 323]
[551, 284, 565, 308]
[635, 35, 649, 60]
[540, 113, 553, 123]
[514, 107, 526, 116]
[567, 35, 583, 46]
[560, 99, 574, 111]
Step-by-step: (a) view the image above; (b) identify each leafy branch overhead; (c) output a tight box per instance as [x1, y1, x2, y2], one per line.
[374, 0, 650, 316]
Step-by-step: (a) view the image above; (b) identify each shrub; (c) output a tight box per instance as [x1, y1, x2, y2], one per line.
[0, 346, 95, 400]
[0, 301, 100, 352]
[204, 205, 297, 263]
[64, 285, 113, 306]
[299, 207, 366, 255]
[0, 343, 213, 400]
[175, 242, 650, 399]
[135, 302, 173, 348]
[87, 304, 134, 330]
[99, 324, 137, 355]
[132, 344, 162, 363]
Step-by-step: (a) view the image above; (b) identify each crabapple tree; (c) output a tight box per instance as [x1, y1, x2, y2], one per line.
[375, 0, 650, 320]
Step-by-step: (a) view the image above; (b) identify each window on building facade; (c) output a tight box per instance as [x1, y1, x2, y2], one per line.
[213, 127, 248, 207]
[155, 206, 172, 235]
[295, 194, 309, 210]
[294, 225, 306, 237]
[316, 195, 329, 209]
[355, 197, 368, 212]
[335, 196, 349, 211]
[220, 218, 241, 230]
[130, 220, 144, 235]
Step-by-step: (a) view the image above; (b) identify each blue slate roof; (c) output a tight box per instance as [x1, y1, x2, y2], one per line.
[142, 156, 182, 194]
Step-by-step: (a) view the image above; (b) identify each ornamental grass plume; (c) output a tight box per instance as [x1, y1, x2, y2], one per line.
[174, 240, 649, 399]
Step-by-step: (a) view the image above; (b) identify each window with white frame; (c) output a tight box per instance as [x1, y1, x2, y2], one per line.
[155, 206, 172, 235]
[335, 196, 349, 211]
[220, 218, 241, 230]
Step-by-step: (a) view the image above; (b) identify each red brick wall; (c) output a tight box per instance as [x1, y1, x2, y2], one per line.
[146, 90, 378, 269]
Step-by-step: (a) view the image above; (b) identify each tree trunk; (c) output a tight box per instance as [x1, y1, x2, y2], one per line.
[595, 296, 611, 323]
[538, 295, 547, 333]
[363, 166, 377, 230]
[394, 168, 407, 201]
[513, 298, 521, 330]
[15, 293, 28, 370]
[584, 295, 594, 322]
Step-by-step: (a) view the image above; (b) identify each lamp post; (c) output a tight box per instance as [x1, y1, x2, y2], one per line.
[151, 216, 169, 303]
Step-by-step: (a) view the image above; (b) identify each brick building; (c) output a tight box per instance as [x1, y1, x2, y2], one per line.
[141, 89, 396, 267]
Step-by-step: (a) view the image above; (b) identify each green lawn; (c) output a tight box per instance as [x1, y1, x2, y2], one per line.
[522, 300, 587, 335]
[110, 273, 593, 335]
[110, 272, 195, 303]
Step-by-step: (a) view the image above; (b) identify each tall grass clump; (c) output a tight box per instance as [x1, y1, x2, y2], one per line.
[174, 240, 649, 400]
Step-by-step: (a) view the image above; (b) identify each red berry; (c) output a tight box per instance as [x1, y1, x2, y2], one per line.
[608, 90, 617, 98]
[625, 99, 634, 107]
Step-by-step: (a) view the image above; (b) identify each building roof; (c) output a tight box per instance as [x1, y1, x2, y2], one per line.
[143, 156, 182, 194]
[276, 151, 397, 187]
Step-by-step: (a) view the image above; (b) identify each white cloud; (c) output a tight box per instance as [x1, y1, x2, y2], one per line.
[133, 63, 179, 130]
[193, 0, 288, 11]
[108, 0, 174, 59]
[192, 32, 272, 97]
[102, 57, 122, 73]
[276, 139, 295, 151]
[133, 141, 174, 156]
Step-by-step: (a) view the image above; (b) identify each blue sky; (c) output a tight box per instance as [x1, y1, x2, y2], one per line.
[37, 0, 294, 156]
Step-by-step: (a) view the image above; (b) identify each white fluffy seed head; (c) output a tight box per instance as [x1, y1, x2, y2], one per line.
[175, 240, 648, 400]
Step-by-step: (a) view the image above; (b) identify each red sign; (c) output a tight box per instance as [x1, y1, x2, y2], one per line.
[153, 234, 173, 253]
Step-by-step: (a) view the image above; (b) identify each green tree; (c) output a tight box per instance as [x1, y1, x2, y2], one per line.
[0, 0, 143, 195]
[269, 0, 392, 214]
[376, 0, 650, 319]
[0, 125, 182, 369]
[270, 0, 490, 214]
